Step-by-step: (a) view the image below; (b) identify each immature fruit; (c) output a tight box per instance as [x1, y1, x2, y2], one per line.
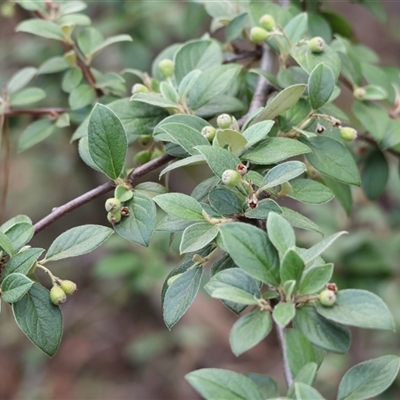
[132, 83, 149, 94]
[107, 211, 122, 224]
[60, 280, 77, 295]
[308, 36, 325, 53]
[222, 169, 242, 187]
[201, 126, 216, 142]
[134, 150, 151, 166]
[0, 3, 15, 18]
[105, 197, 121, 213]
[319, 289, 336, 307]
[138, 134, 152, 146]
[150, 148, 165, 160]
[250, 27, 269, 43]
[158, 59, 174, 78]
[339, 126, 357, 141]
[50, 286, 67, 305]
[259, 14, 275, 31]
[216, 114, 232, 129]
[353, 87, 366, 100]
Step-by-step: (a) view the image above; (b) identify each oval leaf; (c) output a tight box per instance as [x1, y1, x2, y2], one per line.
[308, 63, 335, 109]
[45, 224, 113, 261]
[1, 273, 33, 303]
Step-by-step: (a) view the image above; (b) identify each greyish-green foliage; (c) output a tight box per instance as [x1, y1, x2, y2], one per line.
[0, 0, 399, 398]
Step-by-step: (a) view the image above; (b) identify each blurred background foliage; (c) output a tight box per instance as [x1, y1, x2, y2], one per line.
[1, 1, 400, 399]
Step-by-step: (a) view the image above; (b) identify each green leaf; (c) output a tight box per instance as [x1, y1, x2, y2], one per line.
[315, 289, 395, 330]
[244, 373, 280, 399]
[59, 1, 87, 15]
[281, 207, 324, 236]
[188, 64, 241, 110]
[337, 355, 400, 400]
[361, 149, 389, 200]
[267, 212, 295, 255]
[38, 56, 70, 74]
[302, 231, 347, 265]
[242, 138, 311, 165]
[7, 67, 37, 94]
[308, 63, 335, 109]
[135, 182, 168, 198]
[219, 222, 280, 286]
[62, 67, 83, 93]
[289, 179, 334, 204]
[261, 161, 306, 189]
[45, 224, 113, 261]
[77, 27, 103, 56]
[154, 193, 203, 220]
[12, 284, 63, 357]
[16, 19, 65, 40]
[321, 176, 352, 215]
[362, 84, 387, 101]
[2, 222, 34, 253]
[273, 302, 296, 327]
[0, 230, 14, 255]
[160, 81, 179, 103]
[158, 122, 209, 155]
[294, 382, 325, 400]
[206, 267, 260, 314]
[78, 137, 102, 172]
[230, 311, 272, 356]
[186, 368, 264, 400]
[215, 129, 248, 156]
[301, 136, 360, 186]
[280, 249, 305, 285]
[254, 84, 307, 123]
[180, 222, 219, 254]
[211, 287, 260, 305]
[285, 328, 326, 376]
[88, 103, 127, 179]
[69, 84, 96, 110]
[10, 87, 46, 107]
[1, 248, 44, 281]
[163, 265, 203, 329]
[294, 306, 351, 353]
[89, 34, 132, 57]
[131, 93, 180, 110]
[283, 13, 308, 49]
[114, 185, 133, 202]
[174, 39, 222, 84]
[226, 13, 247, 42]
[156, 215, 194, 233]
[1, 273, 33, 303]
[18, 119, 56, 152]
[242, 120, 275, 148]
[159, 155, 205, 177]
[287, 363, 319, 399]
[299, 264, 333, 295]
[290, 42, 341, 80]
[245, 199, 282, 219]
[113, 192, 156, 247]
[195, 145, 241, 178]
[209, 188, 244, 216]
[178, 69, 202, 99]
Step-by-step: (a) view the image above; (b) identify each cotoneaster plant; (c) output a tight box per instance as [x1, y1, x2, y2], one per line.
[1, 0, 400, 399]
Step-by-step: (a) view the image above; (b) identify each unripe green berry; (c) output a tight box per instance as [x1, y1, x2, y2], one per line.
[134, 150, 151, 166]
[353, 87, 366, 100]
[259, 14, 275, 31]
[167, 273, 183, 286]
[217, 114, 232, 129]
[150, 148, 165, 160]
[250, 27, 269, 43]
[1, 3, 15, 18]
[308, 36, 325, 53]
[60, 280, 77, 295]
[138, 134, 152, 146]
[50, 286, 67, 305]
[319, 289, 336, 307]
[222, 169, 242, 187]
[132, 83, 149, 94]
[107, 211, 122, 225]
[158, 59, 174, 78]
[201, 126, 216, 142]
[339, 126, 357, 141]
[105, 198, 121, 213]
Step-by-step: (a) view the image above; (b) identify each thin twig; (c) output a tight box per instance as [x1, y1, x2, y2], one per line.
[275, 323, 294, 388]
[2, 108, 67, 117]
[357, 133, 400, 159]
[237, 44, 274, 127]
[33, 153, 174, 234]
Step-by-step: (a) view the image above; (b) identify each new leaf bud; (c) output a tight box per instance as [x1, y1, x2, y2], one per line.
[132, 83, 149, 94]
[50, 286, 67, 305]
